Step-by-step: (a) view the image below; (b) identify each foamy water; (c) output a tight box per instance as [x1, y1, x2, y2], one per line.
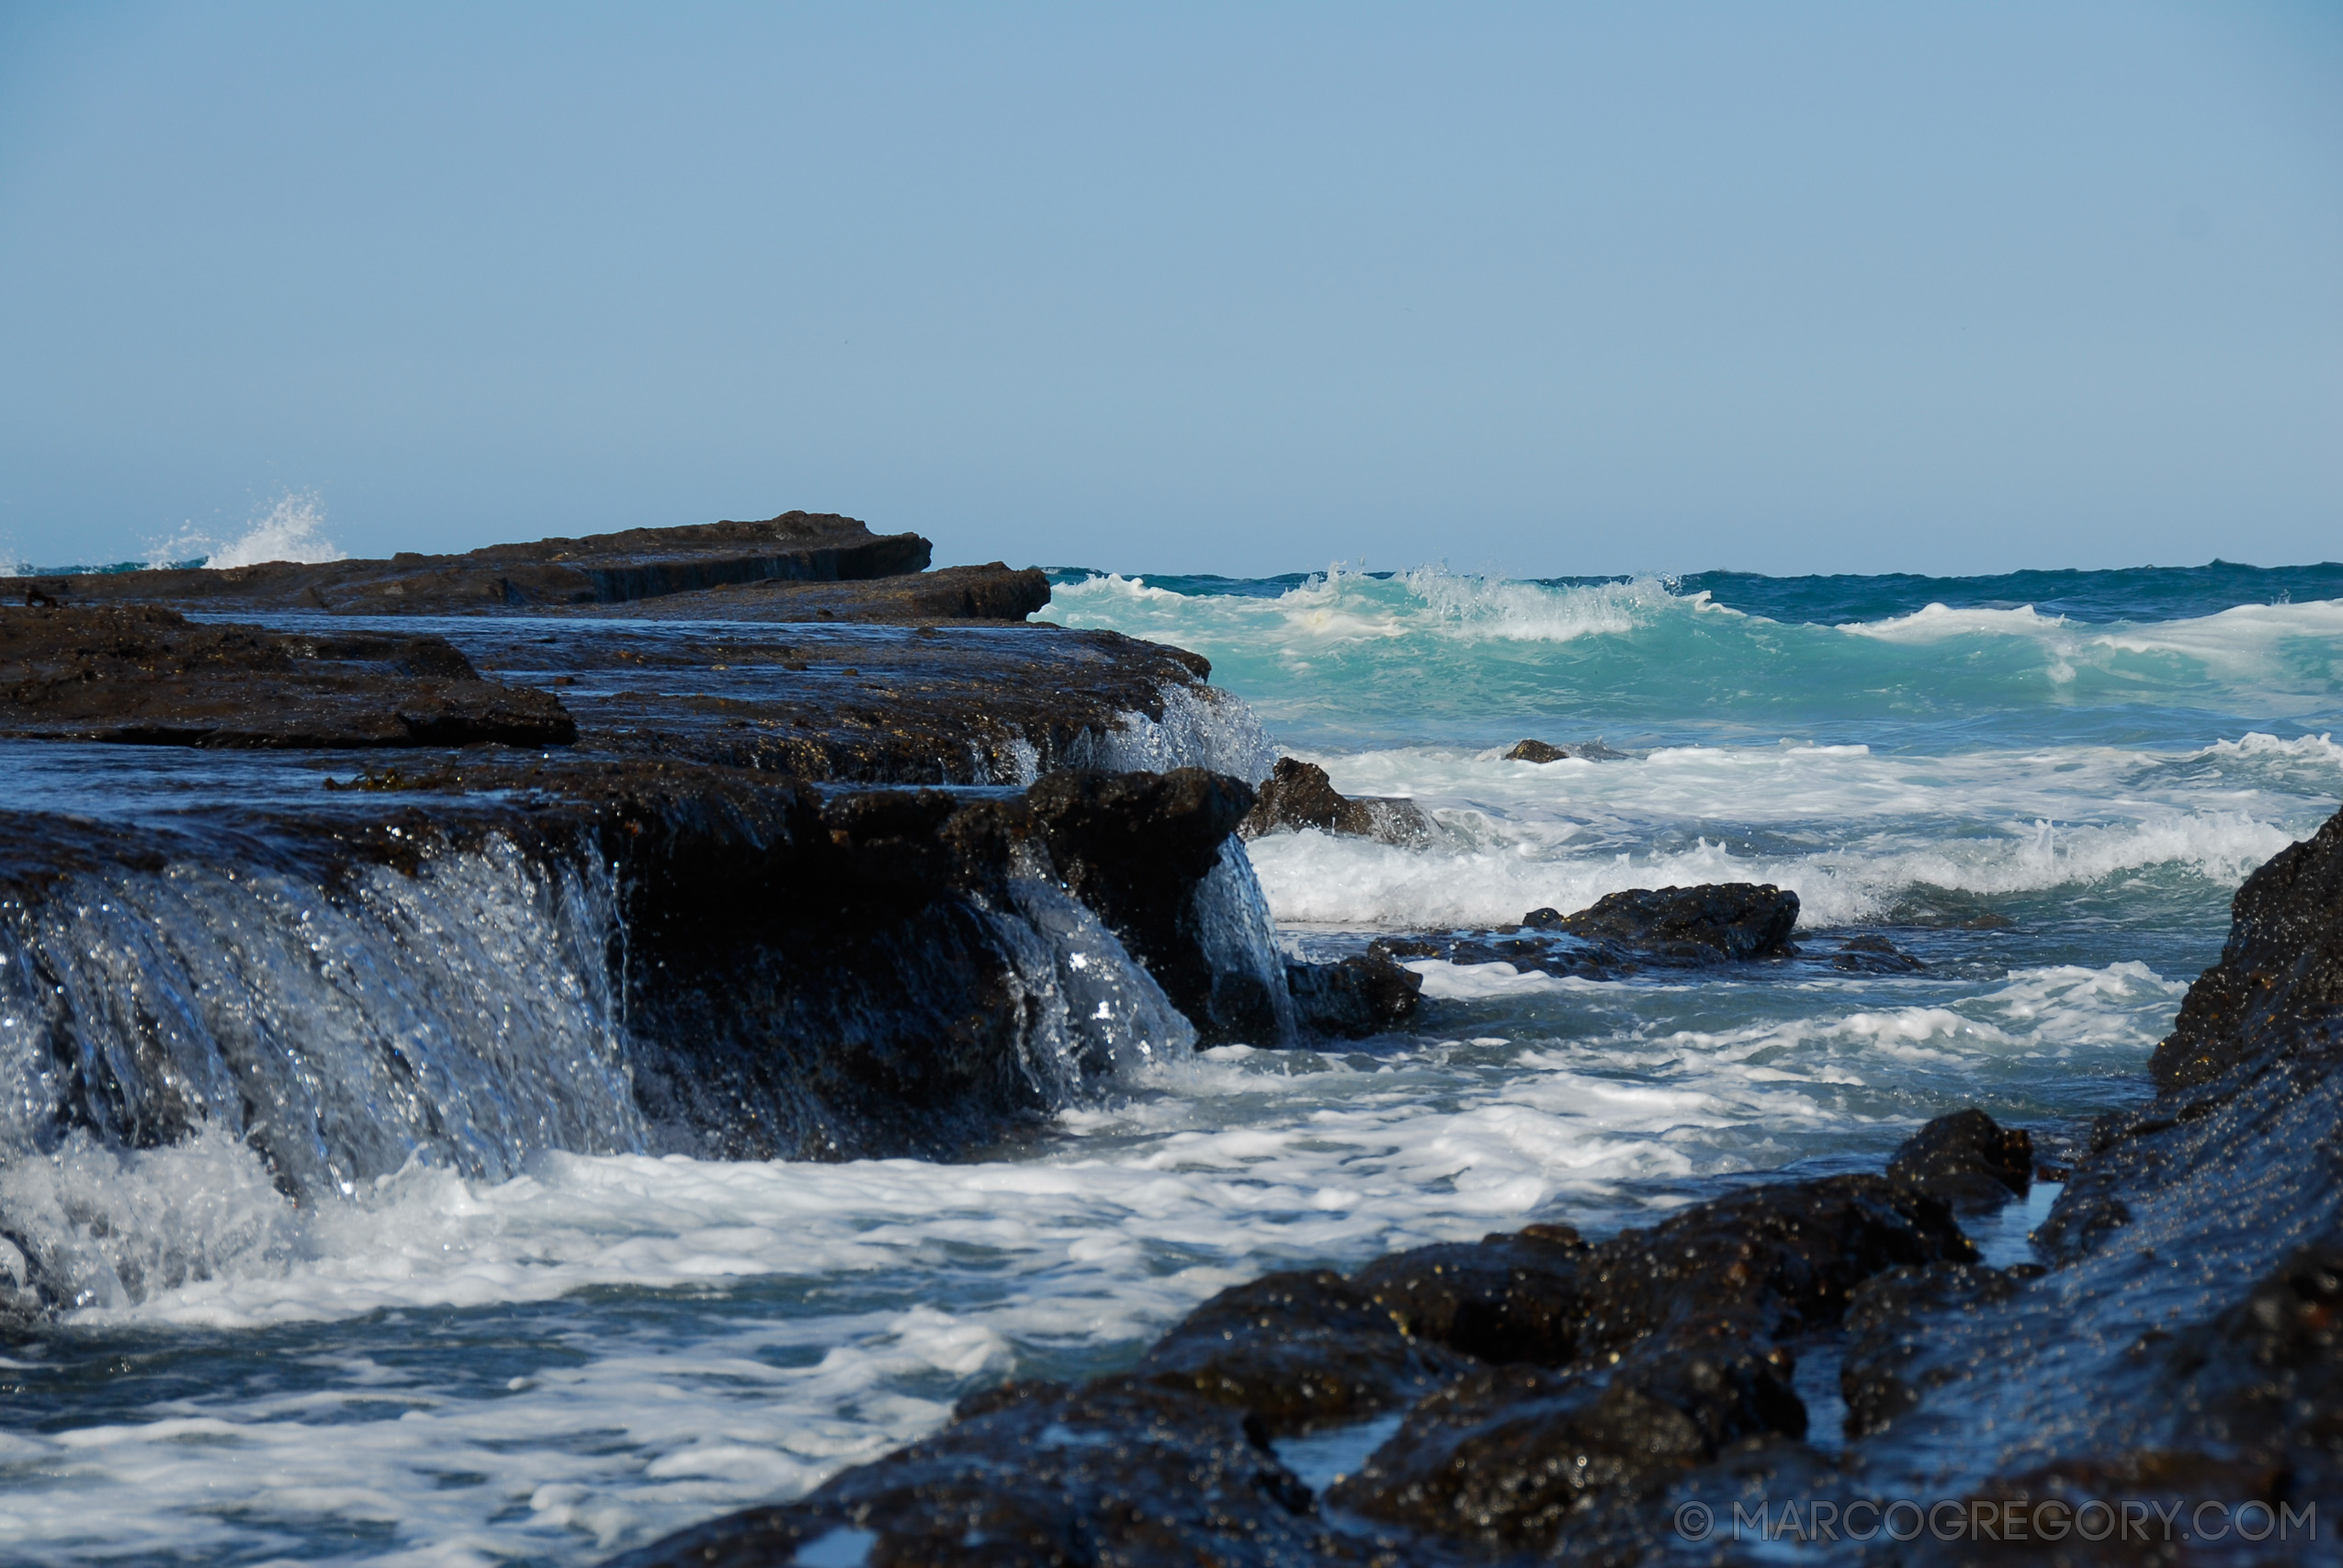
[1241, 734, 2334, 929]
[0, 953, 2183, 1563]
[3, 559, 2339, 1565]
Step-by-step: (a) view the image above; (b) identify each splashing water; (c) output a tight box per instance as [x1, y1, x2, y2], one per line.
[152, 490, 347, 570]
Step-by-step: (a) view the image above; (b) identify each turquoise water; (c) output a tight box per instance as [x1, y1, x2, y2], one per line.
[1046, 564, 2343, 750]
[3, 562, 2338, 1565]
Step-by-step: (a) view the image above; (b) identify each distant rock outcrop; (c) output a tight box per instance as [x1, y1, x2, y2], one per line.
[1, 511, 932, 616]
[1506, 737, 1626, 762]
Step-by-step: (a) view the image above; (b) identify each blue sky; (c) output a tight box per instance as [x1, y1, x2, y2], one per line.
[3, 3, 2337, 577]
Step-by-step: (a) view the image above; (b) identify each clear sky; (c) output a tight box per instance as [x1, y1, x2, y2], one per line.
[3, 3, 2338, 578]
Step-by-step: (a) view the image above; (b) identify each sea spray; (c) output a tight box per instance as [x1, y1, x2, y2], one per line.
[151, 490, 347, 570]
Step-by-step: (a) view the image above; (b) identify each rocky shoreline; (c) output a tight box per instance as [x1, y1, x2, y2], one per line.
[5, 515, 2338, 1563]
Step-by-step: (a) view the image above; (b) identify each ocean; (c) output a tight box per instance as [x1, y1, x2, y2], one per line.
[4, 561, 2340, 1565]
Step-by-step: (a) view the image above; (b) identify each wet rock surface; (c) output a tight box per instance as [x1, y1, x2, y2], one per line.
[1369, 881, 1814, 983]
[579, 768, 1070, 1162]
[483, 617, 1217, 784]
[1352, 1224, 1588, 1366]
[0, 604, 575, 748]
[1135, 1269, 1477, 1434]
[599, 767, 2343, 1568]
[2149, 801, 2343, 1093]
[0, 517, 1298, 1198]
[1839, 1260, 2031, 1438]
[1541, 882, 1802, 963]
[2164, 1227, 2343, 1485]
[1026, 768, 1278, 1045]
[1782, 797, 2343, 1550]
[2, 518, 1224, 784]
[1328, 1346, 1806, 1549]
[0, 752, 1269, 1180]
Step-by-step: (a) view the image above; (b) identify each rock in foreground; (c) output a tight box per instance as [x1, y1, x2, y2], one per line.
[609, 1175, 1974, 1566]
[600, 1378, 1409, 1568]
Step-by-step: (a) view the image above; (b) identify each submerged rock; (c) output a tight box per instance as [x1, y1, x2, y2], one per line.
[1238, 757, 1433, 847]
[0, 604, 575, 748]
[1830, 931, 1929, 972]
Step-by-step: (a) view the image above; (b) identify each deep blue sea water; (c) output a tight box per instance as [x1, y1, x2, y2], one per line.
[2, 561, 2339, 1565]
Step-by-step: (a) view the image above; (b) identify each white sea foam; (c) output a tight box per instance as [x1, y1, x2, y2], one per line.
[1839, 602, 2076, 643]
[153, 490, 346, 570]
[1240, 739, 2326, 928]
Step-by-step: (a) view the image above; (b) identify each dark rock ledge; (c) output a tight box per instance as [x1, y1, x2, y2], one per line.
[0, 604, 576, 748]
